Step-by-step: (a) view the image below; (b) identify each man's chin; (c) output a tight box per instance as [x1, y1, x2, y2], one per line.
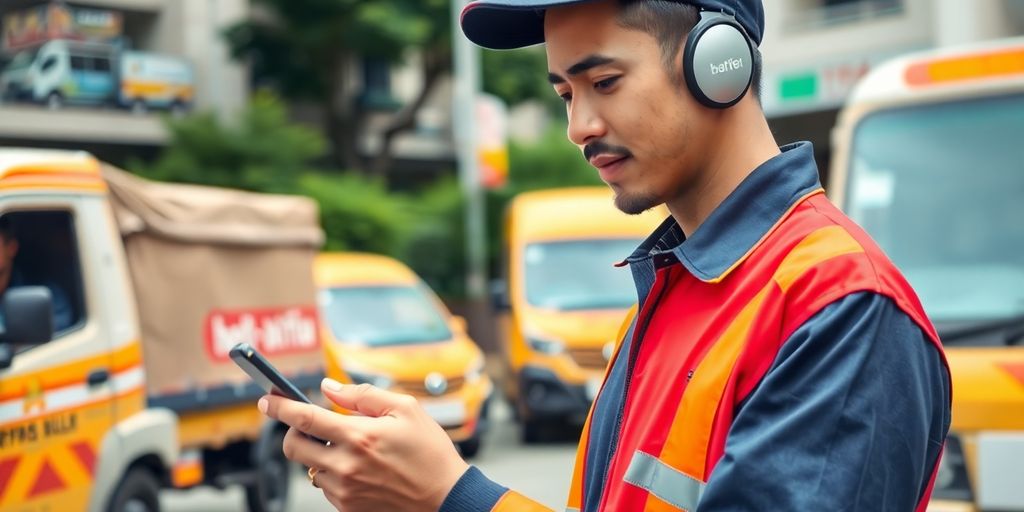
[613, 190, 660, 215]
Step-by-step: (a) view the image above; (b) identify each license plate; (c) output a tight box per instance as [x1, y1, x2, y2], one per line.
[585, 377, 602, 401]
[422, 400, 466, 427]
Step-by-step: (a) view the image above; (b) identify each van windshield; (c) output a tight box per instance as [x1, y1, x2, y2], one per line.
[845, 93, 1024, 324]
[319, 285, 453, 346]
[5, 49, 38, 71]
[524, 238, 640, 311]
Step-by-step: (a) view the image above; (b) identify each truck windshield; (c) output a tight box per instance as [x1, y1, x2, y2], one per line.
[845, 93, 1024, 324]
[524, 238, 640, 311]
[319, 285, 453, 346]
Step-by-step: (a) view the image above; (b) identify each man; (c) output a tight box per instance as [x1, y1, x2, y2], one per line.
[0, 217, 73, 334]
[258, 1, 952, 510]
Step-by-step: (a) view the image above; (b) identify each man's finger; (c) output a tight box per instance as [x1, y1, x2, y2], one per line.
[321, 378, 416, 418]
[259, 393, 372, 442]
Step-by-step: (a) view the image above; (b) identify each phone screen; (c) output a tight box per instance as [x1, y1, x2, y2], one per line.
[229, 342, 313, 404]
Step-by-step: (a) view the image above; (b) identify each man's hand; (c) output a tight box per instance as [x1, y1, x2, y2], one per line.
[258, 378, 470, 512]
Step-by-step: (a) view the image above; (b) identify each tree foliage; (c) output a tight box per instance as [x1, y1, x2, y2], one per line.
[481, 46, 563, 115]
[224, 0, 453, 176]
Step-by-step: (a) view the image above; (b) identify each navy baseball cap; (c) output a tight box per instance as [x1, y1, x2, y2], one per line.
[460, 0, 764, 50]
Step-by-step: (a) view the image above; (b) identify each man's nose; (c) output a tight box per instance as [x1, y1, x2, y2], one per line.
[566, 100, 607, 147]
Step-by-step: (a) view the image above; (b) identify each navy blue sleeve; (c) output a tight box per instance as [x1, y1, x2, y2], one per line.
[439, 466, 508, 512]
[697, 292, 950, 511]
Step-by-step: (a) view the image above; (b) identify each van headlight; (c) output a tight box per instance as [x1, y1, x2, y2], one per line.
[527, 333, 565, 355]
[465, 355, 485, 382]
[343, 365, 393, 390]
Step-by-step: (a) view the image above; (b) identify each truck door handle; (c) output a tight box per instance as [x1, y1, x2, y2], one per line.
[87, 369, 110, 386]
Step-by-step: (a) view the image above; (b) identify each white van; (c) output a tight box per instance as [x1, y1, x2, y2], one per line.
[20, 39, 118, 108]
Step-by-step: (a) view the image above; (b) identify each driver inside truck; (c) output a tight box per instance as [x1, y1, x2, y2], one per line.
[0, 215, 74, 337]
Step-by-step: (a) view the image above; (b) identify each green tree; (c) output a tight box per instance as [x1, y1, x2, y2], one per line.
[224, 0, 451, 178]
[131, 92, 412, 258]
[481, 46, 563, 115]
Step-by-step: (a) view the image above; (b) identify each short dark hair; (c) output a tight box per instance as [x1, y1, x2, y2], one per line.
[615, 0, 762, 103]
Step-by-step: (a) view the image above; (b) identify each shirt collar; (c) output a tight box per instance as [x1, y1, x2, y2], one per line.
[625, 141, 824, 282]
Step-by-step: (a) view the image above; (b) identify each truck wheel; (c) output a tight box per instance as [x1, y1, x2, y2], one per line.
[107, 466, 161, 512]
[245, 428, 291, 512]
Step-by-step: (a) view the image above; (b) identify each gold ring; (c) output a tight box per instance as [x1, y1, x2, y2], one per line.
[307, 466, 321, 488]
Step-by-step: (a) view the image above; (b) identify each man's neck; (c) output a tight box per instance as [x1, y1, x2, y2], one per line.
[666, 102, 781, 237]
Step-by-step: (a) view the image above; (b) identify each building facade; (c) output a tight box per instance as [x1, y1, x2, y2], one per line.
[760, 0, 1024, 183]
[0, 0, 248, 160]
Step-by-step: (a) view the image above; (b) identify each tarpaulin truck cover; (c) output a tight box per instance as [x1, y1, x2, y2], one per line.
[102, 165, 326, 406]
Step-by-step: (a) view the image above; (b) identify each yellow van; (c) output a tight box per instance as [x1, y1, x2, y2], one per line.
[828, 39, 1024, 511]
[314, 253, 493, 457]
[498, 187, 665, 442]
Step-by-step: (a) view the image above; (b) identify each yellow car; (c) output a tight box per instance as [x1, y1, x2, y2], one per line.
[497, 187, 666, 442]
[315, 252, 493, 457]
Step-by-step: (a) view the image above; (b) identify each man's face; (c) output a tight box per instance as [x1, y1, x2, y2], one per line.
[545, 0, 715, 214]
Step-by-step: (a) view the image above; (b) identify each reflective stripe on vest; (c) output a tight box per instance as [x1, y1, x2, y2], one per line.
[624, 451, 705, 511]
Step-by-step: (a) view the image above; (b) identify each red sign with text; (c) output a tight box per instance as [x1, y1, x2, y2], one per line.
[204, 306, 320, 362]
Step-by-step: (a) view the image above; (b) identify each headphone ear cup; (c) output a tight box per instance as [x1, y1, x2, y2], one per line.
[683, 13, 754, 109]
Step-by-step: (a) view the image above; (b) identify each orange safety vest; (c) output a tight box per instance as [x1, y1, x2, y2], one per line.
[551, 191, 950, 512]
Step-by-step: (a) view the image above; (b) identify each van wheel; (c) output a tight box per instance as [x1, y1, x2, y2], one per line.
[245, 429, 291, 512]
[169, 99, 186, 117]
[131, 99, 148, 115]
[107, 467, 161, 512]
[46, 92, 63, 110]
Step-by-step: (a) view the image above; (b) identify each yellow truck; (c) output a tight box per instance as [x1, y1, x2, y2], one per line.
[315, 252, 493, 458]
[0, 149, 325, 512]
[496, 187, 665, 442]
[828, 38, 1024, 512]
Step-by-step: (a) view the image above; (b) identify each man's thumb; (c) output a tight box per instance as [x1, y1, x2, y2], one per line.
[321, 378, 398, 417]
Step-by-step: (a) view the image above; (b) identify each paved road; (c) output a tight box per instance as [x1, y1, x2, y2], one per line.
[162, 398, 578, 511]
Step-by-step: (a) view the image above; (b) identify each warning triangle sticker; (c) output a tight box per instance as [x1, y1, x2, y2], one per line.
[28, 459, 65, 498]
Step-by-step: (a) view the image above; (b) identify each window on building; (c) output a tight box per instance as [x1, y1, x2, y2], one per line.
[787, 0, 904, 30]
[359, 58, 401, 110]
[0, 211, 86, 347]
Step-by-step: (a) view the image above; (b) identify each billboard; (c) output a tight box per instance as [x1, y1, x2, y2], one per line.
[2, 3, 123, 53]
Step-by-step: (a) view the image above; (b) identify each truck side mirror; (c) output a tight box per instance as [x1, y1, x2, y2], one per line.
[490, 279, 510, 311]
[0, 286, 54, 348]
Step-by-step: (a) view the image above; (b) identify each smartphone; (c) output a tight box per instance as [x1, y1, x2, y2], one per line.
[230, 342, 328, 444]
[229, 342, 314, 403]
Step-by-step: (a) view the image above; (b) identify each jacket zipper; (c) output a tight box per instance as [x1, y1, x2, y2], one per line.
[595, 266, 673, 509]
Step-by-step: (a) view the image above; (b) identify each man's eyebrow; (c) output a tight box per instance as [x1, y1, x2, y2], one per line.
[547, 54, 616, 84]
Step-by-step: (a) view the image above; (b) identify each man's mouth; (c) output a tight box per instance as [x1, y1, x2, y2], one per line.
[588, 154, 629, 169]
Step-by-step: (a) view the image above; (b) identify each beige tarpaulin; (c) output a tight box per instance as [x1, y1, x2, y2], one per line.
[103, 165, 326, 400]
